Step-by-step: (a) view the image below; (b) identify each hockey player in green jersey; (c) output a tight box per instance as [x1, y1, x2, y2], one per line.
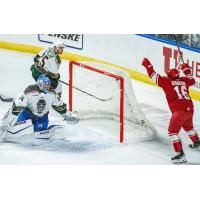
[30, 40, 65, 97]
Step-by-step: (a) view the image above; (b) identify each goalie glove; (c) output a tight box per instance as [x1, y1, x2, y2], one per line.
[63, 111, 79, 125]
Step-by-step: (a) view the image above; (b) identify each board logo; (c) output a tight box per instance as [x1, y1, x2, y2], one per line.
[38, 34, 84, 50]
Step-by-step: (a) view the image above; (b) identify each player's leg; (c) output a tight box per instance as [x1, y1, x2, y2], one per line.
[168, 111, 187, 163]
[54, 81, 62, 97]
[5, 119, 33, 136]
[183, 112, 200, 149]
[1, 107, 32, 138]
[13, 109, 35, 136]
[49, 78, 59, 91]
[1, 108, 17, 129]
[33, 114, 56, 140]
[1, 109, 34, 141]
[51, 81, 63, 113]
[17, 109, 34, 122]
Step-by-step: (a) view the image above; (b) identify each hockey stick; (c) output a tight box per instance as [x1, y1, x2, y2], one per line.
[173, 34, 185, 64]
[59, 80, 113, 102]
[35, 66, 113, 102]
[0, 95, 13, 102]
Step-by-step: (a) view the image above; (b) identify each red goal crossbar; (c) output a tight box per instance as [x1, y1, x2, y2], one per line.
[69, 61, 125, 143]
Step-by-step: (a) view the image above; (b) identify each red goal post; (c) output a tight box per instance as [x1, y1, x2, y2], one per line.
[69, 61, 125, 142]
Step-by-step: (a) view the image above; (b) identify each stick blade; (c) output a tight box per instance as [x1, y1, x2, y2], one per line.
[0, 95, 14, 102]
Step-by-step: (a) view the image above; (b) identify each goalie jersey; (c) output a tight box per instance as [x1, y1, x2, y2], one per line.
[12, 84, 67, 117]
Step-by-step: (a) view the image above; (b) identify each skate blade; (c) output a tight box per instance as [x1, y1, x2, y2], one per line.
[172, 158, 187, 164]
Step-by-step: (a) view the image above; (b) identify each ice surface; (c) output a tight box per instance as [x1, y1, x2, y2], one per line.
[0, 49, 200, 164]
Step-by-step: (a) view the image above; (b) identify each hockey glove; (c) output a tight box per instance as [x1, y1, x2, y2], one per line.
[142, 58, 153, 69]
[181, 63, 192, 75]
[63, 111, 79, 125]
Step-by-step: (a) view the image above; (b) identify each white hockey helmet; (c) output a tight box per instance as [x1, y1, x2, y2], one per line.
[53, 39, 66, 48]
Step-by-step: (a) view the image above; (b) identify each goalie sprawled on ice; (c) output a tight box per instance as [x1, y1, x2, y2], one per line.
[0, 75, 78, 142]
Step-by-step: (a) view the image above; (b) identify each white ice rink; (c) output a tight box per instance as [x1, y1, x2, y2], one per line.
[0, 49, 200, 164]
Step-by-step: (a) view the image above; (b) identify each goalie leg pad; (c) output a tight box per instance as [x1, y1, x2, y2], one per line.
[5, 119, 33, 140]
[34, 124, 63, 139]
[34, 129, 52, 139]
[1, 108, 17, 129]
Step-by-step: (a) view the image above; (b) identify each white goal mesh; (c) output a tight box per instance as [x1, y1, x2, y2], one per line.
[68, 61, 157, 142]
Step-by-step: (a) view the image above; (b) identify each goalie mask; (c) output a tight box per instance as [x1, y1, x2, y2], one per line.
[167, 68, 180, 79]
[37, 75, 51, 94]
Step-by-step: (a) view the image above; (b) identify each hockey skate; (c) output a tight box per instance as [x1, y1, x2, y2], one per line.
[171, 151, 187, 164]
[188, 140, 200, 149]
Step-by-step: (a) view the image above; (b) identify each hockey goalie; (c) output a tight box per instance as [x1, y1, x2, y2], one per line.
[0, 75, 78, 143]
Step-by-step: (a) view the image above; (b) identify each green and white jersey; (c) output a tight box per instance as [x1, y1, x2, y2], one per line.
[34, 47, 61, 75]
[13, 85, 66, 117]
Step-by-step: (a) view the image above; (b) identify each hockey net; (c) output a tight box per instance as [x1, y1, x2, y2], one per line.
[68, 61, 157, 143]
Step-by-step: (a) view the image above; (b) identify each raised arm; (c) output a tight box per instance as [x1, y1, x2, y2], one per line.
[142, 58, 163, 86]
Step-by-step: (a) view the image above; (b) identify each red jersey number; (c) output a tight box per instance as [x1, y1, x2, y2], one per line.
[174, 85, 190, 100]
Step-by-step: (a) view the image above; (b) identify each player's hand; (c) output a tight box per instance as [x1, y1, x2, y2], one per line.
[180, 63, 192, 75]
[142, 58, 152, 69]
[63, 111, 79, 125]
[180, 63, 189, 70]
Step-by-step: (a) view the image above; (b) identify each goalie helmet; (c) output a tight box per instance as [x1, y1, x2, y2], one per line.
[37, 75, 51, 93]
[53, 39, 65, 48]
[167, 68, 180, 79]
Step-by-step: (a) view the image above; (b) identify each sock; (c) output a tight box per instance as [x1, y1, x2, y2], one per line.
[169, 133, 183, 153]
[186, 129, 199, 143]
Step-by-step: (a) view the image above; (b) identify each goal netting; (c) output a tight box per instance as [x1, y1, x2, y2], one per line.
[68, 61, 157, 143]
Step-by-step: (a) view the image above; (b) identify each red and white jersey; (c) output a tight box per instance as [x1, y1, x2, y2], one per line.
[147, 68, 195, 113]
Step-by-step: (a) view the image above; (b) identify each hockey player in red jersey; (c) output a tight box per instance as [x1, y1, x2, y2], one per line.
[142, 57, 200, 164]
